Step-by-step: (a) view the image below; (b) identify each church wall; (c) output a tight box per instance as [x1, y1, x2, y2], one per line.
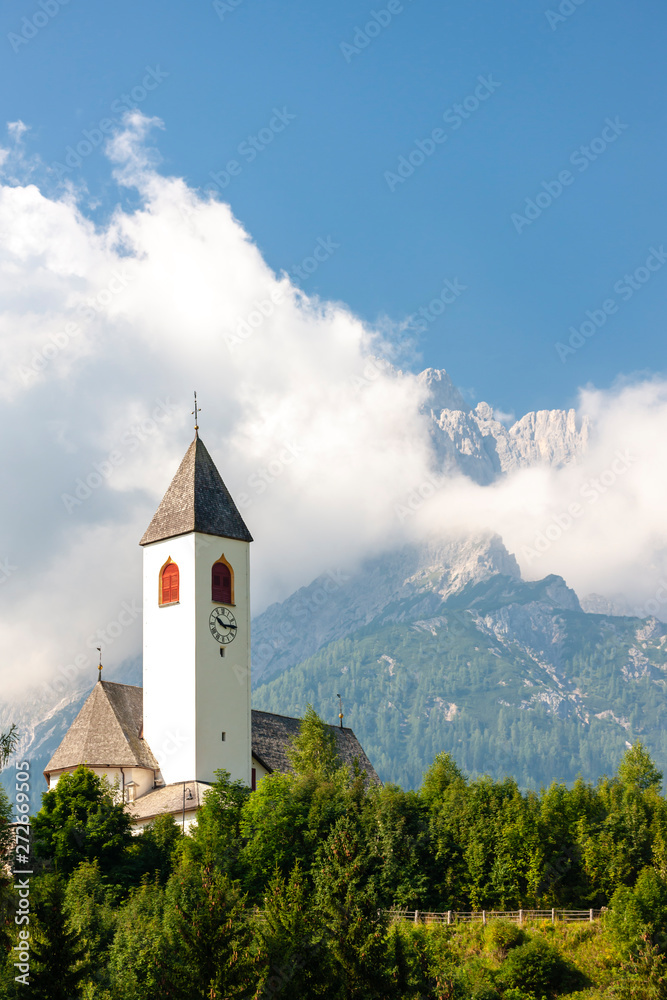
[251, 756, 271, 785]
[124, 766, 155, 801]
[48, 766, 153, 802]
[130, 808, 198, 835]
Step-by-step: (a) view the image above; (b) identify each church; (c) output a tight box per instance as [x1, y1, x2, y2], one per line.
[44, 428, 378, 829]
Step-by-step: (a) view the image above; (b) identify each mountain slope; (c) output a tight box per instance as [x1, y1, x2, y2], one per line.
[252, 574, 667, 790]
[252, 534, 521, 683]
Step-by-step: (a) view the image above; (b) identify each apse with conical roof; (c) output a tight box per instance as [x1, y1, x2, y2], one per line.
[141, 435, 252, 788]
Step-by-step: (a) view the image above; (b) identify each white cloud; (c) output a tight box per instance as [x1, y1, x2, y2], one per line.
[411, 376, 667, 616]
[0, 114, 433, 698]
[0, 112, 666, 702]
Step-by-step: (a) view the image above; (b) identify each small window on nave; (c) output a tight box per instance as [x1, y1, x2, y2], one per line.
[212, 559, 233, 604]
[160, 561, 179, 606]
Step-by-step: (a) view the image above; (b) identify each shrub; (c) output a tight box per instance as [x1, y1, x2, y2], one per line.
[470, 985, 501, 1000]
[486, 919, 526, 956]
[499, 937, 576, 993]
[607, 866, 667, 957]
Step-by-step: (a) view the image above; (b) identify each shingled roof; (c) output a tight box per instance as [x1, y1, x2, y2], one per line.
[44, 681, 159, 775]
[140, 435, 253, 546]
[129, 780, 211, 824]
[45, 683, 380, 791]
[251, 709, 381, 785]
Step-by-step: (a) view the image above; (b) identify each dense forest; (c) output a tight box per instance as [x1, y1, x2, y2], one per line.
[2, 712, 667, 998]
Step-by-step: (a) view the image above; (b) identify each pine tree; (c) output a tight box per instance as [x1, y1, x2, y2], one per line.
[106, 878, 168, 1000]
[287, 705, 340, 779]
[255, 863, 327, 998]
[63, 861, 116, 986]
[165, 859, 256, 999]
[313, 815, 389, 1000]
[29, 875, 89, 1000]
[127, 812, 182, 885]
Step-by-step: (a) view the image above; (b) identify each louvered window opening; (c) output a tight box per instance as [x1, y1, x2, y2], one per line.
[212, 562, 232, 604]
[161, 563, 179, 605]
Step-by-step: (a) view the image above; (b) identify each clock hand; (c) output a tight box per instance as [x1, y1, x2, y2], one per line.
[215, 617, 237, 629]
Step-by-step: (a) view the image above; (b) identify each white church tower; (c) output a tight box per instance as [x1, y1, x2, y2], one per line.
[139, 429, 253, 787]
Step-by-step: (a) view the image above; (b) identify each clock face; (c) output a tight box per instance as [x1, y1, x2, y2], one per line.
[209, 606, 238, 644]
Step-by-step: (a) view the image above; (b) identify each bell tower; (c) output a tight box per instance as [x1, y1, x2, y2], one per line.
[139, 432, 253, 787]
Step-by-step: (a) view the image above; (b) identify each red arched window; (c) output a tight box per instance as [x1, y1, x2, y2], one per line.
[160, 562, 179, 606]
[212, 561, 232, 604]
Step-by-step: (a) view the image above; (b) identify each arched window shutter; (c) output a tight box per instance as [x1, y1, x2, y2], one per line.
[160, 562, 179, 605]
[212, 562, 232, 604]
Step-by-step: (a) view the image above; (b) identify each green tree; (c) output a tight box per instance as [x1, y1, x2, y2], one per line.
[165, 859, 256, 999]
[499, 936, 579, 995]
[32, 766, 133, 878]
[107, 879, 168, 1000]
[619, 743, 663, 793]
[63, 861, 117, 985]
[29, 874, 89, 1000]
[127, 813, 182, 885]
[578, 773, 660, 903]
[287, 705, 341, 779]
[362, 784, 431, 909]
[240, 769, 349, 900]
[313, 814, 389, 1000]
[180, 769, 249, 879]
[254, 863, 327, 998]
[0, 785, 14, 955]
[425, 770, 539, 910]
[420, 751, 465, 809]
[608, 866, 667, 961]
[532, 778, 600, 907]
[385, 923, 432, 999]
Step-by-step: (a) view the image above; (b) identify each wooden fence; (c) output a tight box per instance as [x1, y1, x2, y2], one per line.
[385, 908, 606, 926]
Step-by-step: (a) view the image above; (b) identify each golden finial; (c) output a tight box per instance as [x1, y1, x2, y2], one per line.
[97, 647, 103, 681]
[192, 391, 201, 436]
[337, 693, 344, 729]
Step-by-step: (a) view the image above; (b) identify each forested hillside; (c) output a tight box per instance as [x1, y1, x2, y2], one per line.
[3, 716, 667, 998]
[253, 573, 667, 790]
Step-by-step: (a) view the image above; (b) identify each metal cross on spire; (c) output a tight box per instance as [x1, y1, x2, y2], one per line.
[192, 391, 201, 435]
[97, 647, 103, 681]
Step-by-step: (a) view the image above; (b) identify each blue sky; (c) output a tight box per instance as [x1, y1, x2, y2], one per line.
[2, 0, 665, 415]
[4, 0, 667, 701]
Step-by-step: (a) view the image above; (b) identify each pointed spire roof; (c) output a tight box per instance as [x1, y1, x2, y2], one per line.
[140, 436, 253, 546]
[44, 681, 159, 774]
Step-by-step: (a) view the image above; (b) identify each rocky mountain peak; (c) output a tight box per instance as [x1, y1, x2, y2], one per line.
[417, 367, 470, 414]
[416, 368, 591, 484]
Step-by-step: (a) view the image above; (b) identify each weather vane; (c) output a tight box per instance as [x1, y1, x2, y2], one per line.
[192, 391, 201, 435]
[97, 647, 103, 680]
[337, 693, 344, 729]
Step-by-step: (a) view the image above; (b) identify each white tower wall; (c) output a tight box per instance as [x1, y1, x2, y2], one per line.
[142, 532, 251, 786]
